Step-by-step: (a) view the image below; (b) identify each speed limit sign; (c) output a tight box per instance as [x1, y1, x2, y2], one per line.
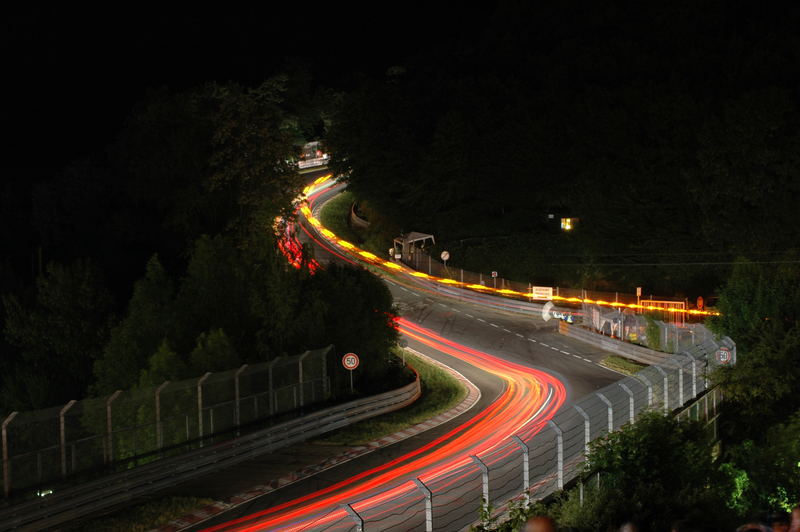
[342, 353, 360, 370]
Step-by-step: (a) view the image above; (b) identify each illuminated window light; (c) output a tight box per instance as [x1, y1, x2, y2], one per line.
[560, 218, 577, 231]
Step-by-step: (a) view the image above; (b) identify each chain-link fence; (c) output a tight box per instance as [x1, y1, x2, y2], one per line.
[304, 338, 729, 531]
[400, 250, 698, 322]
[1, 346, 332, 497]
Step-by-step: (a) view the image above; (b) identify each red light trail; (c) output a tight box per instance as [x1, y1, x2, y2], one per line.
[203, 318, 566, 531]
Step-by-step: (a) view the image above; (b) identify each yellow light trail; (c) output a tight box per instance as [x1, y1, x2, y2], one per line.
[302, 177, 720, 317]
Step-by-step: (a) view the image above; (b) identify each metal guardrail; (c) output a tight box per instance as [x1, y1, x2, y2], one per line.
[0, 375, 421, 531]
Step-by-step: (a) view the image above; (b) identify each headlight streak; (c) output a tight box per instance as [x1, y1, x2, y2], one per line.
[250, 175, 709, 531]
[299, 176, 720, 317]
[204, 319, 566, 531]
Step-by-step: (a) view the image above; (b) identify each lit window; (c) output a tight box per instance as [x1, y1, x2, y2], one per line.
[561, 218, 577, 231]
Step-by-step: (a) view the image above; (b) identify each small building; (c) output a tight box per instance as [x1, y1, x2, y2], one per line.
[392, 232, 435, 262]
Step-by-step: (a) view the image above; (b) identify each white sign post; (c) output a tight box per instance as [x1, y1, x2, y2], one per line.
[530, 286, 554, 300]
[342, 353, 360, 393]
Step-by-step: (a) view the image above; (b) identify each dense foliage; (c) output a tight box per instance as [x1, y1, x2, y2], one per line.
[328, 3, 800, 296]
[1, 77, 397, 412]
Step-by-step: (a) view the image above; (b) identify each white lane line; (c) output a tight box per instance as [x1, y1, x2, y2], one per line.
[400, 287, 410, 292]
[502, 328, 511, 333]
[528, 338, 537, 343]
[550, 346, 559, 351]
[515, 333, 524, 338]
[583, 358, 592, 363]
[560, 350, 570, 355]
[465, 314, 474, 318]
[452, 308, 461, 313]
[490, 323, 500, 328]
[540, 343, 550, 347]
[477, 318, 486, 323]
[438, 303, 448, 308]
[572, 354, 581, 359]
[386, 280, 397, 286]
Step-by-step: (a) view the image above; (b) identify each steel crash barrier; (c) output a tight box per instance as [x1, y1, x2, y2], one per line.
[303, 342, 729, 532]
[0, 368, 421, 530]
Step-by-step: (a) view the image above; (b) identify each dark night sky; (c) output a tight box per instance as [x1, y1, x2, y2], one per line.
[2, 4, 493, 174]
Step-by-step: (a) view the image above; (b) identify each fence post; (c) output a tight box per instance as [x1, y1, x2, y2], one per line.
[683, 352, 698, 398]
[547, 421, 564, 489]
[596, 392, 613, 433]
[653, 366, 669, 413]
[574, 405, 591, 455]
[234, 364, 248, 428]
[341, 503, 364, 532]
[414, 478, 433, 532]
[59, 400, 77, 477]
[197, 372, 212, 443]
[268, 358, 280, 416]
[511, 435, 530, 498]
[105, 390, 122, 463]
[322, 347, 330, 399]
[471, 455, 490, 508]
[636, 374, 654, 406]
[298, 351, 310, 408]
[3, 412, 18, 497]
[618, 383, 635, 424]
[155, 381, 170, 449]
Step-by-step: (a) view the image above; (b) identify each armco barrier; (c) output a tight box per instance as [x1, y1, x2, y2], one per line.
[1, 347, 333, 499]
[313, 339, 731, 531]
[558, 321, 670, 365]
[0, 372, 421, 531]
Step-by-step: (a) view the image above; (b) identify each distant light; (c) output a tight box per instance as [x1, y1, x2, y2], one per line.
[561, 217, 577, 231]
[37, 488, 54, 497]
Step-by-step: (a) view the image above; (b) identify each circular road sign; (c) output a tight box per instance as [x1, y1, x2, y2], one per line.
[440, 251, 450, 261]
[715, 347, 732, 364]
[342, 353, 360, 370]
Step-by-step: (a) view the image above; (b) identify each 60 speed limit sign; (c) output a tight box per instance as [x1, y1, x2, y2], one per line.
[342, 353, 360, 370]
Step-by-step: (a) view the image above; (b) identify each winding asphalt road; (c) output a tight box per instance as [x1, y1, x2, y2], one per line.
[172, 172, 621, 531]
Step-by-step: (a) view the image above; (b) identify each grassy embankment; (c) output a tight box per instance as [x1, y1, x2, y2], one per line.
[318, 190, 396, 258]
[600, 354, 648, 375]
[315, 348, 467, 445]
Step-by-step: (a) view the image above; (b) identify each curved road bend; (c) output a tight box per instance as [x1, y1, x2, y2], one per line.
[173, 174, 621, 530]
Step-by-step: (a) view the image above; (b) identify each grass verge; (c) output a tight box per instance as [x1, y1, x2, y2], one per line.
[66, 496, 214, 532]
[601, 354, 648, 375]
[314, 348, 468, 446]
[318, 190, 364, 245]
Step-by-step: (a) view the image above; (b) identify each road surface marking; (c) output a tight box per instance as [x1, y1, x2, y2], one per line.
[528, 338, 537, 343]
[560, 350, 570, 355]
[490, 323, 500, 328]
[573, 354, 581, 358]
[540, 343, 549, 347]
[477, 318, 486, 323]
[502, 328, 511, 333]
[583, 358, 592, 363]
[515, 333, 524, 338]
[465, 314, 474, 318]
